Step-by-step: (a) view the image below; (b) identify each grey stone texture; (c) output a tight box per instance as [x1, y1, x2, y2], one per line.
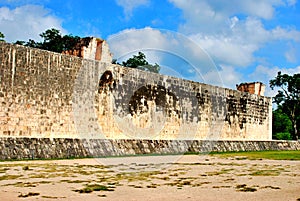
[0, 137, 299, 160]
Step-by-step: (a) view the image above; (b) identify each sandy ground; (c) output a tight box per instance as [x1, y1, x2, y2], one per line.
[0, 155, 299, 201]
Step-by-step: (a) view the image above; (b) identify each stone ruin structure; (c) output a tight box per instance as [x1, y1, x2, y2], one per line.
[236, 82, 265, 96]
[62, 37, 112, 63]
[0, 39, 272, 140]
[2, 39, 297, 160]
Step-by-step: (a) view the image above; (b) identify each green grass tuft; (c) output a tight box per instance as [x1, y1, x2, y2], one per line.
[236, 184, 257, 192]
[210, 150, 300, 160]
[73, 184, 115, 193]
[18, 192, 40, 197]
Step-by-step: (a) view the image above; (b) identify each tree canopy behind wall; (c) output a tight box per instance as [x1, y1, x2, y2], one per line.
[120, 52, 160, 73]
[270, 72, 300, 140]
[14, 28, 81, 53]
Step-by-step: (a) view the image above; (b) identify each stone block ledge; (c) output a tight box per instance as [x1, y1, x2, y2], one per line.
[0, 137, 299, 160]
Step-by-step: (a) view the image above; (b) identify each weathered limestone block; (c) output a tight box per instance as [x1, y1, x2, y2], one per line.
[0, 42, 272, 140]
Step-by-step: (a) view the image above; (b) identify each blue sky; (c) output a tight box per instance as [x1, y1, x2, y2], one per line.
[0, 0, 299, 96]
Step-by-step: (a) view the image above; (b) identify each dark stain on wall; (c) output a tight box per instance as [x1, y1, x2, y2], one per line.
[128, 85, 180, 117]
[98, 70, 116, 93]
[225, 94, 268, 129]
[0, 42, 272, 139]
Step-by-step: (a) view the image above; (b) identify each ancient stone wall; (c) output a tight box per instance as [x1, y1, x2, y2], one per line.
[0, 138, 299, 160]
[236, 82, 265, 96]
[62, 37, 113, 63]
[0, 42, 272, 140]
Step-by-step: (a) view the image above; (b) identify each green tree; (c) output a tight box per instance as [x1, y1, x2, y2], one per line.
[14, 28, 81, 53]
[272, 107, 293, 140]
[39, 28, 63, 52]
[0, 32, 5, 42]
[14, 39, 42, 48]
[270, 72, 300, 140]
[121, 52, 160, 73]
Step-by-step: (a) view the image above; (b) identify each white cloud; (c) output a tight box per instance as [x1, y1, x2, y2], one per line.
[249, 65, 300, 97]
[189, 17, 270, 67]
[107, 27, 168, 58]
[108, 28, 222, 85]
[285, 44, 298, 63]
[168, 0, 288, 34]
[116, 0, 149, 20]
[0, 5, 65, 42]
[0, 0, 49, 4]
[168, 0, 300, 68]
[286, 0, 297, 6]
[272, 26, 300, 41]
[190, 33, 256, 67]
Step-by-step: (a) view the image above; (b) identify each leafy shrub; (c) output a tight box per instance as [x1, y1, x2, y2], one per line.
[275, 132, 292, 140]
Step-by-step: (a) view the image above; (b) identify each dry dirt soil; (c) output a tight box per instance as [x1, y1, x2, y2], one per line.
[0, 155, 299, 201]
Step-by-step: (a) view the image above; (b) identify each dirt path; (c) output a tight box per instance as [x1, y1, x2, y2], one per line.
[0, 155, 299, 201]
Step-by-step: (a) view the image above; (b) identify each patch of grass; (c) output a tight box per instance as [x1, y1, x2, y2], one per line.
[224, 178, 235, 182]
[216, 162, 247, 166]
[15, 182, 36, 187]
[236, 184, 257, 192]
[115, 171, 162, 182]
[191, 182, 210, 187]
[29, 172, 72, 179]
[164, 177, 197, 188]
[236, 184, 247, 188]
[60, 179, 89, 183]
[158, 176, 170, 180]
[129, 184, 143, 188]
[146, 184, 158, 188]
[238, 187, 257, 192]
[73, 187, 93, 193]
[0, 167, 10, 173]
[4, 180, 51, 187]
[212, 185, 231, 188]
[249, 170, 280, 176]
[18, 192, 40, 197]
[205, 168, 234, 176]
[261, 185, 281, 190]
[41, 195, 66, 199]
[0, 174, 22, 180]
[73, 184, 115, 193]
[205, 171, 221, 176]
[210, 150, 300, 160]
[38, 181, 52, 184]
[178, 162, 215, 166]
[88, 184, 115, 191]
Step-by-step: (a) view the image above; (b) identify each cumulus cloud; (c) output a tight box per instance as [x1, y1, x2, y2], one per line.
[168, 0, 289, 34]
[249, 65, 300, 97]
[0, 5, 65, 42]
[250, 65, 300, 81]
[285, 44, 298, 63]
[0, 0, 48, 4]
[108, 28, 222, 85]
[116, 0, 149, 20]
[287, 0, 297, 6]
[168, 0, 300, 67]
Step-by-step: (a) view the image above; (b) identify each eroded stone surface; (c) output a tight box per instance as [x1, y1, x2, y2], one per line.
[0, 42, 272, 140]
